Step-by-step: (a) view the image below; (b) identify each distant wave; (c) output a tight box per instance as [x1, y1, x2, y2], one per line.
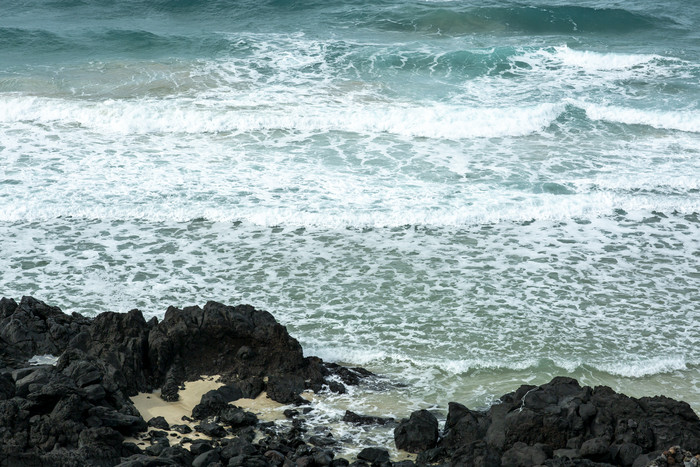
[0, 27, 231, 58]
[366, 5, 676, 35]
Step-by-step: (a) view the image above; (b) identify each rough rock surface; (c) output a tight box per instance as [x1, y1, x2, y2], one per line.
[397, 376, 700, 467]
[1, 297, 699, 467]
[0, 296, 371, 466]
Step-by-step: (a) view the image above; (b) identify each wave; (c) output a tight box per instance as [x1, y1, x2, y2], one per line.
[580, 102, 700, 133]
[0, 95, 563, 138]
[2, 193, 698, 227]
[0, 27, 233, 60]
[366, 5, 676, 36]
[308, 346, 694, 379]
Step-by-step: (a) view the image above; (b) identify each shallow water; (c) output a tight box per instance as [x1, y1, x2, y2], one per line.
[1, 0, 699, 433]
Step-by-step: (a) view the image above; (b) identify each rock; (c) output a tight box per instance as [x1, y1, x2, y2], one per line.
[148, 416, 170, 430]
[170, 424, 192, 434]
[196, 420, 228, 438]
[614, 442, 643, 467]
[193, 448, 221, 467]
[450, 440, 502, 467]
[266, 375, 306, 404]
[309, 435, 336, 447]
[441, 402, 490, 451]
[235, 377, 265, 399]
[219, 406, 258, 429]
[192, 389, 230, 419]
[501, 441, 550, 466]
[159, 445, 194, 465]
[416, 446, 447, 464]
[87, 406, 147, 434]
[217, 383, 245, 402]
[579, 437, 611, 461]
[357, 447, 390, 464]
[148, 301, 306, 386]
[190, 441, 215, 456]
[394, 409, 438, 453]
[220, 436, 257, 459]
[314, 449, 334, 466]
[343, 410, 394, 426]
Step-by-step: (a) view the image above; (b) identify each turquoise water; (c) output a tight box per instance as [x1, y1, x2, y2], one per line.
[1, 0, 699, 428]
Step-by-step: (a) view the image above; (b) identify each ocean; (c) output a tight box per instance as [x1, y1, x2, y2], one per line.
[1, 0, 699, 451]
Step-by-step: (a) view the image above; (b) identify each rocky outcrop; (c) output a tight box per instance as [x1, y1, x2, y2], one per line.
[1, 297, 699, 467]
[397, 376, 700, 467]
[0, 296, 371, 466]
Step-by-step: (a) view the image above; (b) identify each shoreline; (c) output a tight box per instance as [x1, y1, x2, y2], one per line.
[0, 296, 698, 466]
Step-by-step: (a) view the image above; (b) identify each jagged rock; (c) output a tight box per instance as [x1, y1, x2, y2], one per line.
[170, 424, 192, 434]
[441, 401, 490, 451]
[267, 374, 306, 404]
[192, 389, 230, 420]
[357, 447, 390, 464]
[501, 441, 551, 466]
[394, 409, 438, 453]
[195, 420, 227, 438]
[192, 448, 221, 467]
[309, 435, 336, 447]
[579, 437, 610, 462]
[343, 410, 394, 426]
[220, 436, 257, 459]
[159, 445, 194, 465]
[450, 440, 502, 467]
[148, 302, 306, 386]
[147, 416, 170, 430]
[219, 406, 258, 429]
[235, 377, 265, 399]
[1, 297, 699, 467]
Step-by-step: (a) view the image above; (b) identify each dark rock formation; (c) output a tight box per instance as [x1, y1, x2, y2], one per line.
[394, 409, 439, 453]
[1, 296, 699, 467]
[0, 296, 372, 466]
[343, 410, 395, 426]
[397, 376, 700, 467]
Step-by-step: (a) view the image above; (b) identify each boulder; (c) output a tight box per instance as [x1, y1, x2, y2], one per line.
[357, 447, 390, 464]
[394, 409, 438, 453]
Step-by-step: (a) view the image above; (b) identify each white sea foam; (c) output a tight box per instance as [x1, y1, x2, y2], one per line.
[552, 46, 666, 71]
[0, 95, 563, 138]
[1, 192, 698, 227]
[597, 357, 691, 378]
[28, 354, 59, 366]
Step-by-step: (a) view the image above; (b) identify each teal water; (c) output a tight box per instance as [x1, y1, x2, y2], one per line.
[1, 0, 699, 442]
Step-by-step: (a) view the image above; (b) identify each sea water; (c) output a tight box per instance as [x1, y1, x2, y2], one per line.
[1, 0, 699, 447]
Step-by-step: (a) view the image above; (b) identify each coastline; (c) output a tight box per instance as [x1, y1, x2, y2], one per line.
[0, 296, 698, 466]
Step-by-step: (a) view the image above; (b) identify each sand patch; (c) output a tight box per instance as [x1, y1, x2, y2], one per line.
[131, 375, 223, 426]
[231, 392, 286, 421]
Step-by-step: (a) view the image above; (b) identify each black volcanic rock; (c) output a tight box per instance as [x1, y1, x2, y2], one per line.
[1, 297, 699, 467]
[343, 410, 395, 426]
[405, 376, 700, 467]
[394, 409, 439, 453]
[147, 301, 306, 386]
